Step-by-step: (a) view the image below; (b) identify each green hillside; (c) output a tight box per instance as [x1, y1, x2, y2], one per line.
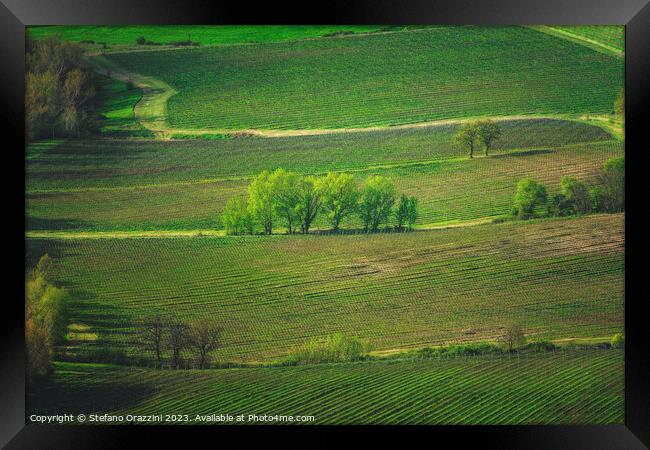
[32, 350, 623, 424]
[101, 26, 623, 130]
[26, 214, 623, 362]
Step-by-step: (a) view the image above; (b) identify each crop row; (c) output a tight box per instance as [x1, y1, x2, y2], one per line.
[26, 213, 624, 362]
[103, 27, 623, 130]
[32, 349, 623, 424]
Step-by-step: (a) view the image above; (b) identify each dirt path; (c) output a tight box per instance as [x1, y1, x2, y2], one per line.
[528, 26, 624, 58]
[88, 55, 623, 141]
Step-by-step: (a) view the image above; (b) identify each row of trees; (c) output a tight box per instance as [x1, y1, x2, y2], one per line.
[26, 255, 67, 381]
[139, 317, 221, 369]
[513, 156, 624, 219]
[222, 170, 418, 235]
[26, 37, 98, 141]
[454, 119, 502, 158]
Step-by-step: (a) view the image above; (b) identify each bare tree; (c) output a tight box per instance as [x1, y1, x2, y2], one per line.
[168, 321, 189, 369]
[500, 323, 527, 352]
[140, 316, 166, 367]
[188, 319, 221, 369]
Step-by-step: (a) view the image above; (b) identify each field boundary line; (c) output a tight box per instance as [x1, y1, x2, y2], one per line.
[527, 26, 623, 58]
[87, 56, 622, 141]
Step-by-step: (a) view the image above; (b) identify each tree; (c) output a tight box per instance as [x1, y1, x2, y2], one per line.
[560, 176, 590, 214]
[513, 178, 547, 219]
[477, 120, 502, 156]
[406, 196, 418, 230]
[614, 90, 624, 117]
[318, 172, 359, 231]
[359, 176, 396, 232]
[455, 122, 480, 158]
[188, 319, 221, 369]
[611, 333, 624, 349]
[248, 170, 276, 234]
[25, 254, 67, 381]
[140, 316, 166, 366]
[222, 197, 253, 235]
[25, 36, 97, 140]
[270, 169, 301, 234]
[168, 321, 189, 369]
[395, 194, 410, 231]
[590, 157, 624, 212]
[295, 176, 322, 234]
[500, 324, 527, 352]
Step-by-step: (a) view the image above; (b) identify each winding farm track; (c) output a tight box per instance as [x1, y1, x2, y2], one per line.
[88, 25, 624, 142]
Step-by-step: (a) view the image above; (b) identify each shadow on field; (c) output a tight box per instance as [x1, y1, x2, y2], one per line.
[26, 215, 93, 231]
[28, 376, 156, 416]
[493, 149, 555, 158]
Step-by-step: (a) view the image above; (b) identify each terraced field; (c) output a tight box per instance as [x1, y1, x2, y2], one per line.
[31, 349, 623, 424]
[101, 26, 623, 130]
[26, 120, 621, 231]
[26, 214, 624, 362]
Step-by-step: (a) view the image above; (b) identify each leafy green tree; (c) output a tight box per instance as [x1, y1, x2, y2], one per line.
[590, 157, 624, 212]
[560, 176, 590, 214]
[318, 172, 359, 232]
[611, 333, 624, 349]
[454, 122, 480, 158]
[477, 119, 502, 156]
[221, 197, 253, 235]
[26, 254, 67, 381]
[270, 169, 301, 234]
[295, 176, 323, 234]
[248, 171, 276, 234]
[359, 176, 396, 232]
[513, 178, 547, 219]
[614, 90, 624, 117]
[407, 196, 418, 230]
[395, 194, 410, 231]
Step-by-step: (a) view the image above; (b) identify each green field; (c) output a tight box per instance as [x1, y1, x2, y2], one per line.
[25, 25, 625, 425]
[26, 213, 624, 363]
[548, 26, 624, 53]
[26, 120, 621, 231]
[28, 25, 402, 47]
[99, 26, 623, 130]
[31, 349, 623, 424]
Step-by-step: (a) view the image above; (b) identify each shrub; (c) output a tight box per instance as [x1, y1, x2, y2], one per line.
[522, 341, 558, 353]
[611, 333, 624, 349]
[136, 36, 146, 45]
[291, 333, 370, 365]
[500, 323, 527, 352]
[591, 157, 624, 212]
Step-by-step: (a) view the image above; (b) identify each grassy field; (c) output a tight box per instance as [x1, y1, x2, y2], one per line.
[98, 26, 623, 131]
[26, 119, 621, 231]
[26, 214, 624, 363]
[548, 26, 624, 53]
[28, 25, 403, 47]
[30, 349, 623, 424]
[95, 76, 154, 138]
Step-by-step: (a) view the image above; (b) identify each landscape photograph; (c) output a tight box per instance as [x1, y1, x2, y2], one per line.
[25, 24, 625, 425]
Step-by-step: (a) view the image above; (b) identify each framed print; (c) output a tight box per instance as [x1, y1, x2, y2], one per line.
[2, 0, 648, 448]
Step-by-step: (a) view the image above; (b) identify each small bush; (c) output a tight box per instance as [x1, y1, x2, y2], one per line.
[522, 341, 558, 353]
[611, 333, 624, 349]
[291, 333, 370, 365]
[136, 36, 146, 45]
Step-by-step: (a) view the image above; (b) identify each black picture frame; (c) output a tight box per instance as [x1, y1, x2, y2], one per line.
[2, 1, 648, 448]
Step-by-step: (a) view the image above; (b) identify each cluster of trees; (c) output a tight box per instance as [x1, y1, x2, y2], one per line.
[139, 317, 221, 369]
[222, 170, 418, 235]
[513, 156, 624, 219]
[26, 255, 67, 381]
[26, 37, 98, 140]
[454, 119, 502, 158]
